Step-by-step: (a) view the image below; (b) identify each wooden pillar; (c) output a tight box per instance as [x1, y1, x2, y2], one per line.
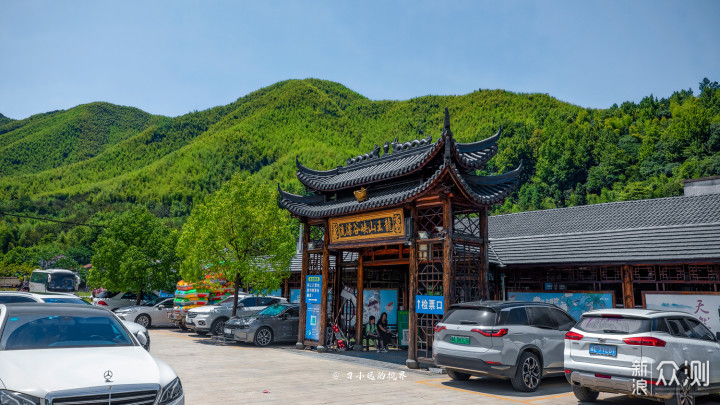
[296, 221, 309, 349]
[407, 205, 419, 369]
[333, 251, 343, 326]
[317, 222, 330, 352]
[353, 251, 365, 351]
[442, 197, 453, 310]
[480, 207, 490, 299]
[622, 264, 635, 309]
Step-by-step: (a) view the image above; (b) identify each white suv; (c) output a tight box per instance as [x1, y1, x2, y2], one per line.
[564, 308, 720, 405]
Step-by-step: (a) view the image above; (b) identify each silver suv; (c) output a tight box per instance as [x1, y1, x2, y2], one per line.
[433, 301, 576, 391]
[564, 308, 720, 405]
[186, 295, 287, 336]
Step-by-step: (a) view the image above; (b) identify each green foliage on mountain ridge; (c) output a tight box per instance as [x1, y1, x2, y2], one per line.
[0, 77, 719, 273]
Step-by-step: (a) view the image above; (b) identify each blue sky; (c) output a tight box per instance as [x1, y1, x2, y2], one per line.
[1, 0, 719, 119]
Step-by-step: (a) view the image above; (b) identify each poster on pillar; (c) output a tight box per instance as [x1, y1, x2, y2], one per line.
[643, 292, 720, 333]
[305, 303, 321, 340]
[362, 289, 398, 325]
[290, 289, 300, 303]
[306, 275, 321, 304]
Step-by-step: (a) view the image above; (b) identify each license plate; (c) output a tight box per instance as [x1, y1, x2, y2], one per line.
[185, 318, 193, 324]
[589, 344, 617, 357]
[224, 328, 231, 334]
[450, 336, 470, 345]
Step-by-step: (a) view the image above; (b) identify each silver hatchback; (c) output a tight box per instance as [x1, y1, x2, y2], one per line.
[433, 301, 576, 391]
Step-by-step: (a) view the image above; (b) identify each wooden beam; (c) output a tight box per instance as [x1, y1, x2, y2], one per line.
[333, 251, 343, 326]
[318, 221, 330, 352]
[480, 207, 489, 299]
[362, 259, 410, 267]
[407, 205, 419, 369]
[353, 251, 365, 351]
[622, 264, 635, 308]
[297, 221, 309, 349]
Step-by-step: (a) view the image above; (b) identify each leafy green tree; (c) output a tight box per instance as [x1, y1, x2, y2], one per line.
[89, 207, 179, 304]
[177, 174, 295, 316]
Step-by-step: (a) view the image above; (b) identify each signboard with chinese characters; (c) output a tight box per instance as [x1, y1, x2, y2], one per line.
[643, 292, 720, 333]
[305, 303, 321, 340]
[329, 209, 404, 244]
[306, 275, 322, 303]
[508, 291, 614, 320]
[416, 295, 445, 315]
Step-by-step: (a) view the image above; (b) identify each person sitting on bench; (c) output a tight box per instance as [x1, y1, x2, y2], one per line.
[377, 312, 391, 352]
[366, 316, 381, 352]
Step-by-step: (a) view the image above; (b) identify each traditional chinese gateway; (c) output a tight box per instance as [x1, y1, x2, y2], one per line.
[278, 108, 522, 367]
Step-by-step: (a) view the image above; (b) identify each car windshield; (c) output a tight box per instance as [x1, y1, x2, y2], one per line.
[258, 304, 286, 317]
[47, 273, 75, 292]
[576, 316, 651, 334]
[143, 297, 165, 306]
[41, 297, 89, 305]
[1, 312, 133, 350]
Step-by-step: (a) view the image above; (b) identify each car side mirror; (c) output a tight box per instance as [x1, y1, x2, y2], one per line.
[136, 332, 148, 349]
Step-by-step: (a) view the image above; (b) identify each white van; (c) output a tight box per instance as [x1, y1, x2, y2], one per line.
[29, 268, 79, 293]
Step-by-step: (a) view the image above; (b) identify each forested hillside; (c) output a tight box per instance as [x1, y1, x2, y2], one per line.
[1, 78, 719, 275]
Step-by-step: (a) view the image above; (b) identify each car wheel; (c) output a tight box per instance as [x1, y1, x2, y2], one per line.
[446, 369, 471, 381]
[572, 385, 599, 402]
[664, 370, 695, 405]
[511, 351, 542, 392]
[211, 318, 228, 336]
[134, 314, 151, 328]
[254, 327, 273, 347]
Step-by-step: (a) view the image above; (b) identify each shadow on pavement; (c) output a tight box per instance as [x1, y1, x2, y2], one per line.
[437, 375, 571, 398]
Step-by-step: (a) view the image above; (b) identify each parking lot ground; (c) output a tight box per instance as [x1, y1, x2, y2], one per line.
[149, 329, 717, 405]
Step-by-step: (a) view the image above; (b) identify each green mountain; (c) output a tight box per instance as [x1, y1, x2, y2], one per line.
[1, 78, 719, 270]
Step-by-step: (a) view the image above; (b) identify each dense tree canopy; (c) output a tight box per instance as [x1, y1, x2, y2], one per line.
[177, 174, 295, 315]
[88, 207, 179, 303]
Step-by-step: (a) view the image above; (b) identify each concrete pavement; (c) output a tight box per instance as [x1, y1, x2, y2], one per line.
[148, 328, 714, 405]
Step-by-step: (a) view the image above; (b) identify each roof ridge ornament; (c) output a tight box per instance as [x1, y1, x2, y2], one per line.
[390, 134, 432, 154]
[346, 144, 381, 165]
[444, 107, 451, 133]
[444, 107, 452, 163]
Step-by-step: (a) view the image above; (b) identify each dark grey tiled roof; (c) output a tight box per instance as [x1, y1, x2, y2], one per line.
[296, 140, 442, 192]
[489, 223, 720, 265]
[488, 193, 720, 265]
[294, 119, 501, 192]
[280, 163, 522, 218]
[489, 193, 720, 239]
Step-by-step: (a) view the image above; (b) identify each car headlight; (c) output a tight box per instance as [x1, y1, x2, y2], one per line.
[157, 377, 183, 405]
[119, 308, 137, 313]
[0, 390, 42, 405]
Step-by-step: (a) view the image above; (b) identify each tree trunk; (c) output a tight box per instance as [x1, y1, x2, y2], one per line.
[232, 274, 242, 317]
[136, 289, 143, 306]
